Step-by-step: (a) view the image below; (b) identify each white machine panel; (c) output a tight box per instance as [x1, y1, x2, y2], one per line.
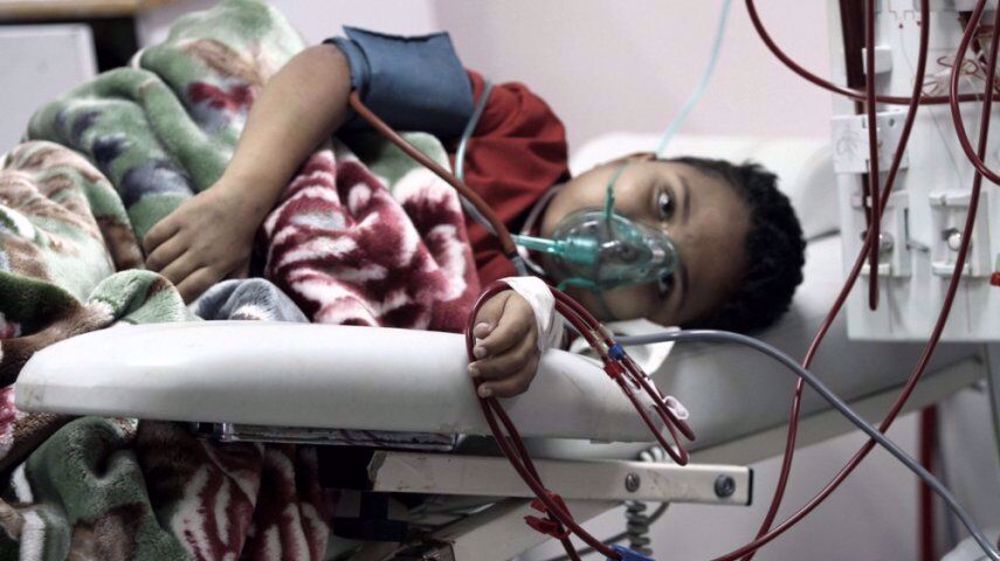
[830, 0, 1000, 340]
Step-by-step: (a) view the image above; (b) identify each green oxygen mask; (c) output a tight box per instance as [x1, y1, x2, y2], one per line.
[512, 211, 679, 292]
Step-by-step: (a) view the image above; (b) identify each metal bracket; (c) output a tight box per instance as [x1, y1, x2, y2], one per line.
[366, 451, 752, 506]
[928, 191, 991, 277]
[852, 190, 912, 278]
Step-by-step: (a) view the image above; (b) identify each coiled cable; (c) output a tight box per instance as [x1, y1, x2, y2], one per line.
[624, 446, 670, 556]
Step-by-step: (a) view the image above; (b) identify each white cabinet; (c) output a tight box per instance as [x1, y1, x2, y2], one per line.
[0, 25, 96, 153]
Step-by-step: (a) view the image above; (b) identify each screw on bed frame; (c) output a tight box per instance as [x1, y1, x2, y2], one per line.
[625, 472, 641, 492]
[714, 475, 736, 498]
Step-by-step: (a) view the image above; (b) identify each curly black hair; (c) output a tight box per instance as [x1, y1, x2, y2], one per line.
[668, 156, 806, 334]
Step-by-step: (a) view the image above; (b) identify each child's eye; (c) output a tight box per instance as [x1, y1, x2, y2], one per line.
[657, 271, 674, 297]
[657, 190, 674, 220]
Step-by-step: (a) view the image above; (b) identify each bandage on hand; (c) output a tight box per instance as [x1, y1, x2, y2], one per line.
[466, 290, 540, 398]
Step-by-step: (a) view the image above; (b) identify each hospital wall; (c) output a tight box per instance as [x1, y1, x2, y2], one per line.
[138, 0, 833, 149]
[56, 1, 1000, 558]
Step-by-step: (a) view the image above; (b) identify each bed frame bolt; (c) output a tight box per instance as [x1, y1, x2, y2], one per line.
[714, 475, 736, 498]
[625, 472, 641, 492]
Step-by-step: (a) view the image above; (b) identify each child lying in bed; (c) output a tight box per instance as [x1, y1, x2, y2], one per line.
[142, 29, 805, 399]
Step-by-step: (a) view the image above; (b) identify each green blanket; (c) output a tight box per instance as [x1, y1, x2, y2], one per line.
[0, 1, 479, 558]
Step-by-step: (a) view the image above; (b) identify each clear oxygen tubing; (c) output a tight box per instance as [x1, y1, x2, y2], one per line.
[617, 330, 1000, 561]
[456, 78, 497, 237]
[453, 79, 530, 276]
[653, 0, 734, 157]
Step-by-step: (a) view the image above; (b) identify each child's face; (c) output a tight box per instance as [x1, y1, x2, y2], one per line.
[539, 158, 751, 326]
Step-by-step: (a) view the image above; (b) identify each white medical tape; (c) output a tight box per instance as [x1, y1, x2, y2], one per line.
[501, 276, 563, 352]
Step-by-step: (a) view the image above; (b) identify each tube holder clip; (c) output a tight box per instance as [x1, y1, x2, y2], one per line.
[831, 111, 910, 175]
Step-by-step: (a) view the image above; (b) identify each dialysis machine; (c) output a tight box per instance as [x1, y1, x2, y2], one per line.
[830, 0, 1000, 341]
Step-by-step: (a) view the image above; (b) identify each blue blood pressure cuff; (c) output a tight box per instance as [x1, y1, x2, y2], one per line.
[325, 27, 474, 139]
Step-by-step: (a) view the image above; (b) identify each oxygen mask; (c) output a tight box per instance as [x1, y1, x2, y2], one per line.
[512, 162, 679, 292]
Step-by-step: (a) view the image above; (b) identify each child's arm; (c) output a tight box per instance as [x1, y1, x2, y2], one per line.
[467, 291, 541, 398]
[143, 44, 351, 302]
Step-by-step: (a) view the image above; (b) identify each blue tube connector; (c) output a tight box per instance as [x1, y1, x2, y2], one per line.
[609, 545, 655, 561]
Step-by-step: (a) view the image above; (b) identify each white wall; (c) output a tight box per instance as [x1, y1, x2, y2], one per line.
[435, 1, 832, 149]
[138, 0, 831, 151]
[137, 0, 438, 49]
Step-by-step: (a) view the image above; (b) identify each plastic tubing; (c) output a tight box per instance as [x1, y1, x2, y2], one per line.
[724, 1, 997, 558]
[654, 0, 734, 157]
[744, 0, 998, 106]
[456, 79, 498, 236]
[740, 1, 930, 558]
[617, 330, 1000, 561]
[949, 3, 1000, 184]
[465, 282, 617, 560]
[463, 281, 699, 561]
[347, 91, 519, 259]
[864, 0, 881, 310]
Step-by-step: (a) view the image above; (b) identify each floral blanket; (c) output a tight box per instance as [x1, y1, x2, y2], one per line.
[0, 1, 479, 559]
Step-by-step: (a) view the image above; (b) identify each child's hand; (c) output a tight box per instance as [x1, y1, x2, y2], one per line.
[143, 182, 264, 303]
[468, 291, 540, 398]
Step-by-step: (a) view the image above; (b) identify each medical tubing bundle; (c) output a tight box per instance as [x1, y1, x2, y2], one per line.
[741, 0, 931, 558]
[745, 0, 998, 106]
[466, 282, 695, 561]
[348, 91, 695, 561]
[616, 330, 1000, 561]
[736, 1, 1000, 559]
[950, 10, 1000, 184]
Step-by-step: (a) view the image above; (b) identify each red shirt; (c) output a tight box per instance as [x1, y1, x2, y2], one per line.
[449, 71, 570, 286]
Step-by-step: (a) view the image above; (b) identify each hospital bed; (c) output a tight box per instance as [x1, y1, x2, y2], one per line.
[14, 134, 988, 560]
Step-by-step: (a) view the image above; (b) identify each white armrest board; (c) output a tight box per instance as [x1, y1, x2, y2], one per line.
[15, 322, 661, 443]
